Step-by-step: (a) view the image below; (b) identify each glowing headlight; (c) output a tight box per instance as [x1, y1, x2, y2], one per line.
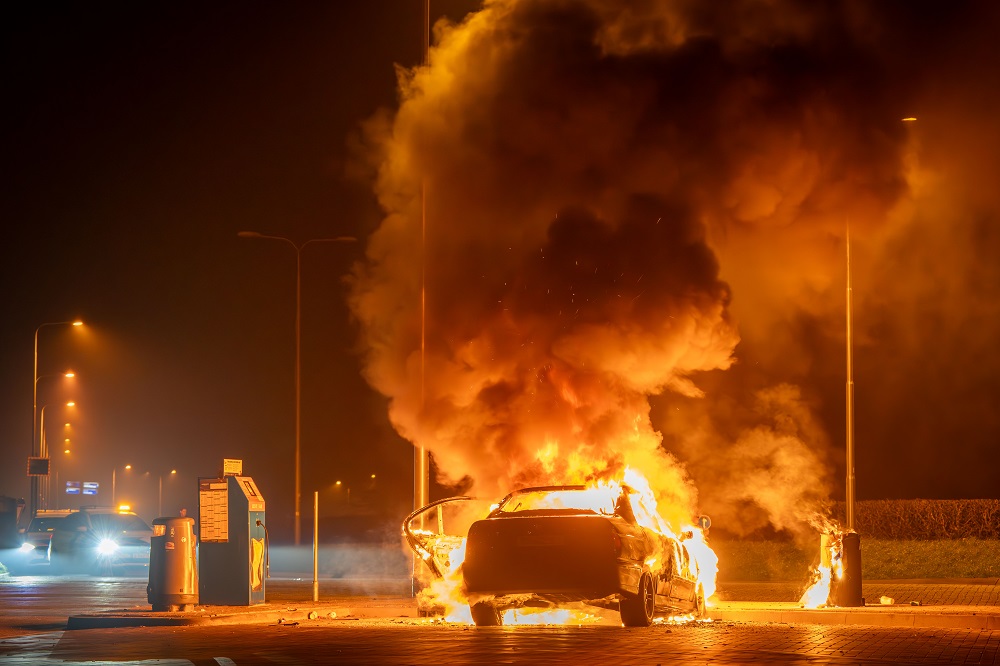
[97, 539, 119, 555]
[19, 542, 35, 552]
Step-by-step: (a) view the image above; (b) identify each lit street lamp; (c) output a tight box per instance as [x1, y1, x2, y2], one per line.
[31, 320, 82, 517]
[238, 231, 356, 545]
[33, 321, 82, 455]
[334, 479, 350, 504]
[159, 469, 177, 517]
[112, 464, 132, 506]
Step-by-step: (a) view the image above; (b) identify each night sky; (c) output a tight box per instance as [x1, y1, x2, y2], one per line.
[3, 1, 999, 542]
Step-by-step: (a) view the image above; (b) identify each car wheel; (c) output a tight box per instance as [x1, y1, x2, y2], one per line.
[621, 572, 656, 627]
[694, 582, 707, 619]
[470, 602, 502, 626]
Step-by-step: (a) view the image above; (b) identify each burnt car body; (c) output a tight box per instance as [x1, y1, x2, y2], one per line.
[405, 485, 706, 626]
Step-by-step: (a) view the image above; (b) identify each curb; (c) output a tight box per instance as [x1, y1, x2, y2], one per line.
[67, 600, 421, 630]
[709, 607, 1000, 631]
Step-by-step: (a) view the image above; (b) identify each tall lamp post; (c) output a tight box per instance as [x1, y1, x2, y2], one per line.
[839, 228, 864, 607]
[33, 321, 83, 456]
[31, 321, 83, 518]
[159, 469, 177, 517]
[112, 464, 132, 506]
[238, 231, 356, 545]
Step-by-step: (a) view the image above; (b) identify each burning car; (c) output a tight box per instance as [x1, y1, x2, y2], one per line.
[404, 483, 707, 627]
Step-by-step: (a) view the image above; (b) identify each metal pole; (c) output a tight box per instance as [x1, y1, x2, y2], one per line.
[237, 233, 355, 546]
[112, 468, 116, 505]
[413, 0, 432, 599]
[312, 491, 319, 602]
[39, 407, 47, 510]
[294, 246, 302, 546]
[159, 475, 163, 517]
[839, 227, 864, 607]
[31, 327, 40, 520]
[846, 230, 856, 530]
[30, 321, 82, 519]
[32, 328, 39, 455]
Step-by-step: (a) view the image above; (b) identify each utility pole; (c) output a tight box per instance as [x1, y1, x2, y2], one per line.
[839, 226, 864, 607]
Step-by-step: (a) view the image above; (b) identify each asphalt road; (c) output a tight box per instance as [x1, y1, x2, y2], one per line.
[4, 617, 1000, 664]
[1, 575, 998, 664]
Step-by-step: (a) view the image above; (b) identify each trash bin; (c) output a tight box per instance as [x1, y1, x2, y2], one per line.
[147, 517, 198, 611]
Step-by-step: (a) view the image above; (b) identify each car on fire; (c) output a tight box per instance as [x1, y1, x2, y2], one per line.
[48, 506, 153, 576]
[404, 484, 706, 626]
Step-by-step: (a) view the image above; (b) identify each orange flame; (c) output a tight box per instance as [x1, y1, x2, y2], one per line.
[799, 525, 844, 608]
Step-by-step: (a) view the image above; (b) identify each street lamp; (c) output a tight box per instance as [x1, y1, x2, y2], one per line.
[33, 322, 82, 454]
[334, 479, 350, 505]
[238, 231, 356, 545]
[159, 469, 177, 517]
[112, 464, 132, 506]
[31, 320, 82, 517]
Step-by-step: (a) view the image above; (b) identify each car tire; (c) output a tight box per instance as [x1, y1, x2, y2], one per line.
[470, 602, 503, 626]
[694, 582, 707, 619]
[620, 572, 656, 627]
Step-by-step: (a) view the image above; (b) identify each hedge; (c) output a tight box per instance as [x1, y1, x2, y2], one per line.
[829, 499, 1000, 539]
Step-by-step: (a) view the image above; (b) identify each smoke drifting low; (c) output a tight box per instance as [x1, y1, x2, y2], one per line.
[350, 0, 1000, 529]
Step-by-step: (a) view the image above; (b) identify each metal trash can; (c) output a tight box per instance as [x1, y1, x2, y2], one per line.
[147, 517, 198, 611]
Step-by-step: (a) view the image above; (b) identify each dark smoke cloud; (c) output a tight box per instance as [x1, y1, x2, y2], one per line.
[350, 0, 1000, 530]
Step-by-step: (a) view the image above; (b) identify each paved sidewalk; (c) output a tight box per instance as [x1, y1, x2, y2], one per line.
[66, 577, 1000, 631]
[717, 578, 1000, 606]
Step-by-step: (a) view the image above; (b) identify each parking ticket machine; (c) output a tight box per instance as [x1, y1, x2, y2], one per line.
[198, 473, 267, 605]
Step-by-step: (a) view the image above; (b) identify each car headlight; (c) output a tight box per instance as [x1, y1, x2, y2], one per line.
[97, 539, 119, 555]
[19, 542, 35, 552]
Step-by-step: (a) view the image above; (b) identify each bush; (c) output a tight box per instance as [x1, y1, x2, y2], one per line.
[712, 538, 1000, 580]
[831, 499, 1000, 539]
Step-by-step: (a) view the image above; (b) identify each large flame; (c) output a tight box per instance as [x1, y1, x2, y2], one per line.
[799, 520, 845, 609]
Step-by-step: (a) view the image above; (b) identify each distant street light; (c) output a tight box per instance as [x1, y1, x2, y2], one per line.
[238, 231, 356, 545]
[159, 469, 178, 517]
[34, 392, 76, 509]
[334, 479, 350, 505]
[112, 464, 132, 506]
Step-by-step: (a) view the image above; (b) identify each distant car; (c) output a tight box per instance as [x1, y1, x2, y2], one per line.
[13, 510, 76, 571]
[49, 506, 153, 576]
[405, 485, 706, 627]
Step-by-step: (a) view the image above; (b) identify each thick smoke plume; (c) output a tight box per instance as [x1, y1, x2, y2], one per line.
[350, 0, 1000, 530]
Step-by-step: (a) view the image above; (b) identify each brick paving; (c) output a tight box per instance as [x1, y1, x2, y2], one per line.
[717, 579, 1000, 606]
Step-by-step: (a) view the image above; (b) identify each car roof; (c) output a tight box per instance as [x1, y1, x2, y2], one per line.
[78, 506, 139, 515]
